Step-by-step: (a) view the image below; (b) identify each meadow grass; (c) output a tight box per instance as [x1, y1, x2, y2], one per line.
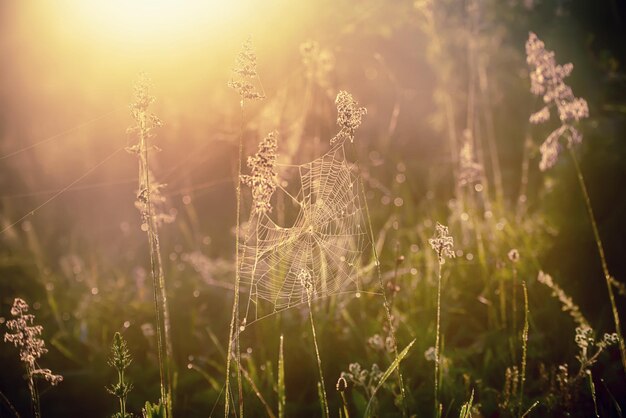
[1, 4, 626, 418]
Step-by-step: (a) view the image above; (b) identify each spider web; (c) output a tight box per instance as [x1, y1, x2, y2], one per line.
[240, 142, 369, 319]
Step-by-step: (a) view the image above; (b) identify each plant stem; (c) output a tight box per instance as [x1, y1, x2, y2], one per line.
[434, 262, 442, 418]
[0, 389, 21, 418]
[278, 335, 286, 418]
[118, 369, 125, 416]
[569, 148, 626, 372]
[306, 294, 329, 418]
[27, 366, 41, 418]
[359, 175, 408, 416]
[517, 281, 529, 418]
[139, 111, 172, 416]
[225, 104, 245, 418]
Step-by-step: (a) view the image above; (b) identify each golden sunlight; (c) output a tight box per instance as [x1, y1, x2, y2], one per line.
[59, 0, 249, 45]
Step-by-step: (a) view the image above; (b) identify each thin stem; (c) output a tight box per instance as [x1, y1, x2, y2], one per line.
[27, 366, 41, 418]
[139, 112, 172, 415]
[517, 281, 529, 418]
[278, 335, 286, 418]
[359, 175, 408, 416]
[306, 294, 329, 418]
[434, 262, 442, 418]
[588, 371, 600, 418]
[569, 147, 626, 372]
[511, 265, 518, 362]
[118, 369, 126, 416]
[240, 367, 277, 418]
[225, 104, 245, 418]
[0, 389, 21, 418]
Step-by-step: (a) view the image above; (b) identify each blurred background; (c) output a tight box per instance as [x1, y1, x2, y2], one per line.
[1, 0, 626, 416]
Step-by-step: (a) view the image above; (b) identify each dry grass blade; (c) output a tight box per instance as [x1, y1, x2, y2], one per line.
[459, 390, 474, 418]
[364, 338, 416, 417]
[278, 335, 286, 418]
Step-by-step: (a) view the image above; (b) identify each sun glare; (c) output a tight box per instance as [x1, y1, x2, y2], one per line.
[65, 0, 247, 45]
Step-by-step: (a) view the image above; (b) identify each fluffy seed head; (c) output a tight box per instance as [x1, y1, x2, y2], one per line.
[429, 222, 455, 264]
[228, 36, 265, 104]
[331, 91, 367, 145]
[508, 249, 520, 263]
[4, 298, 63, 385]
[525, 32, 589, 171]
[241, 131, 279, 215]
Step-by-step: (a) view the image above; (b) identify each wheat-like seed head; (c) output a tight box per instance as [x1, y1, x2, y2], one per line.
[429, 222, 455, 265]
[525, 33, 589, 171]
[331, 91, 367, 145]
[4, 298, 63, 385]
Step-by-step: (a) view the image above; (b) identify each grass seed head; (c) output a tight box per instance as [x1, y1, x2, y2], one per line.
[4, 298, 62, 385]
[429, 222, 455, 265]
[331, 91, 367, 145]
[241, 131, 279, 215]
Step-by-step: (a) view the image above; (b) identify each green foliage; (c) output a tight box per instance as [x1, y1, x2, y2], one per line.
[107, 332, 133, 418]
[459, 390, 474, 418]
[142, 401, 166, 418]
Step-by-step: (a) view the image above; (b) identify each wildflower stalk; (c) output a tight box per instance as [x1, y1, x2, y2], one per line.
[336, 377, 349, 418]
[300, 269, 329, 418]
[107, 332, 133, 418]
[508, 250, 520, 362]
[225, 35, 265, 418]
[278, 335, 285, 418]
[360, 177, 408, 416]
[338, 89, 407, 415]
[4, 298, 62, 418]
[517, 281, 529, 418]
[526, 31, 626, 371]
[588, 372, 599, 418]
[0, 390, 21, 418]
[307, 297, 329, 418]
[224, 102, 245, 418]
[569, 147, 626, 372]
[434, 260, 443, 418]
[130, 75, 173, 416]
[429, 223, 455, 418]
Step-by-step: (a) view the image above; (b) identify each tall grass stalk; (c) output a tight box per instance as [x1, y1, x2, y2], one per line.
[429, 223, 454, 418]
[569, 148, 626, 372]
[107, 332, 133, 418]
[4, 298, 62, 418]
[225, 35, 265, 417]
[434, 260, 443, 418]
[359, 175, 408, 416]
[517, 281, 529, 418]
[305, 289, 329, 418]
[0, 390, 21, 418]
[337, 377, 350, 418]
[224, 103, 245, 418]
[587, 371, 600, 418]
[131, 76, 173, 415]
[240, 366, 276, 418]
[278, 335, 286, 418]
